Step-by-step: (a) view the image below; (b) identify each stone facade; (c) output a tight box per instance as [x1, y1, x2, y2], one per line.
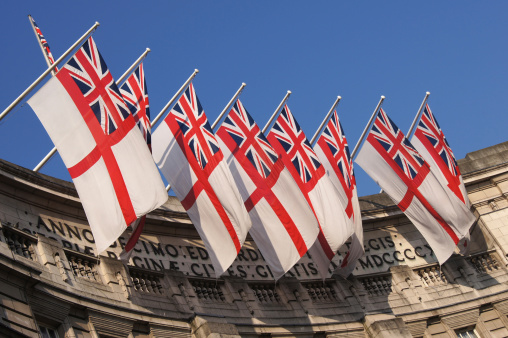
[0, 141, 507, 337]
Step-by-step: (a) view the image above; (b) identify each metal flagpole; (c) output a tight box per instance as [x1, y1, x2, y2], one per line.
[166, 81, 247, 193]
[310, 96, 342, 146]
[116, 48, 151, 87]
[351, 96, 385, 159]
[34, 48, 152, 172]
[406, 91, 431, 140]
[151, 69, 199, 128]
[28, 15, 57, 76]
[211, 83, 247, 130]
[262, 90, 292, 134]
[0, 22, 100, 124]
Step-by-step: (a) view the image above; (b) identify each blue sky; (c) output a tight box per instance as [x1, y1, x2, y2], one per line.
[0, 1, 506, 197]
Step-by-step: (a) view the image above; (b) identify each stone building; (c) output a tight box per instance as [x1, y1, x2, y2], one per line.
[0, 141, 508, 338]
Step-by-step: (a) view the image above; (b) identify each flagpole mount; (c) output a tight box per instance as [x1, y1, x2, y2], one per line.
[151, 68, 200, 128]
[0, 21, 100, 124]
[211, 82, 248, 130]
[351, 95, 386, 159]
[262, 90, 292, 133]
[310, 95, 343, 146]
[406, 91, 431, 139]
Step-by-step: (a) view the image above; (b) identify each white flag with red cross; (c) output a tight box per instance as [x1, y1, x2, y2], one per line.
[355, 108, 475, 265]
[267, 105, 354, 278]
[411, 104, 474, 254]
[216, 99, 319, 279]
[28, 37, 168, 254]
[151, 83, 251, 277]
[314, 110, 363, 277]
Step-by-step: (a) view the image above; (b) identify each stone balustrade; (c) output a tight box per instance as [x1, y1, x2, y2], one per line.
[468, 251, 500, 274]
[303, 281, 339, 302]
[358, 274, 393, 296]
[2, 223, 37, 261]
[128, 266, 165, 295]
[249, 283, 281, 303]
[190, 279, 225, 302]
[415, 265, 448, 287]
[64, 248, 101, 282]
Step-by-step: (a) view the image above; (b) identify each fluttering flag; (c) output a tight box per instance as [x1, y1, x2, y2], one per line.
[120, 63, 152, 148]
[28, 15, 58, 71]
[314, 110, 363, 277]
[119, 63, 152, 260]
[267, 105, 353, 278]
[411, 104, 474, 254]
[27, 37, 168, 254]
[216, 99, 319, 279]
[152, 83, 251, 277]
[355, 108, 475, 265]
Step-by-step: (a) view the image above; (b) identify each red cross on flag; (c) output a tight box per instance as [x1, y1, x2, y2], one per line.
[411, 104, 474, 254]
[27, 37, 168, 254]
[118, 63, 153, 260]
[355, 108, 475, 265]
[314, 110, 363, 277]
[267, 105, 354, 278]
[152, 83, 251, 277]
[216, 99, 319, 279]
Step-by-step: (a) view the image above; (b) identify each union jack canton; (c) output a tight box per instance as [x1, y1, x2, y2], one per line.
[29, 15, 58, 71]
[120, 64, 151, 148]
[317, 111, 356, 217]
[414, 104, 466, 205]
[64, 37, 131, 136]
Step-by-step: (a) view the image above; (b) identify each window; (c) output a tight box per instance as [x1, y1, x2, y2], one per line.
[39, 326, 59, 338]
[456, 328, 479, 338]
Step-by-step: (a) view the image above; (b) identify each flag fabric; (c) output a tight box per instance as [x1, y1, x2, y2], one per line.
[267, 105, 353, 278]
[120, 63, 151, 149]
[152, 83, 251, 277]
[28, 15, 58, 71]
[314, 110, 363, 277]
[216, 99, 319, 279]
[27, 37, 168, 254]
[119, 63, 152, 261]
[411, 103, 473, 254]
[355, 108, 475, 265]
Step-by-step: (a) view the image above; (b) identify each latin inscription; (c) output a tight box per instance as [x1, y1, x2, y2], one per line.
[11, 215, 437, 280]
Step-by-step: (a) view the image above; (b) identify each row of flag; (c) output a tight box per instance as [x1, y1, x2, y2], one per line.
[21, 17, 475, 279]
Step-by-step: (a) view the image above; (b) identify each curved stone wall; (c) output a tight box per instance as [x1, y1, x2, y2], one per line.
[0, 141, 508, 337]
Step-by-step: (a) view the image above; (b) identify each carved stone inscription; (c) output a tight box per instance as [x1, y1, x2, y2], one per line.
[12, 215, 438, 280]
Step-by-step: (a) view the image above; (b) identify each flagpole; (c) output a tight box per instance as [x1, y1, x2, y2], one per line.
[28, 15, 57, 76]
[116, 48, 151, 87]
[151, 69, 199, 128]
[406, 91, 431, 140]
[351, 95, 385, 159]
[310, 96, 342, 146]
[34, 47, 151, 172]
[0, 22, 100, 124]
[262, 90, 292, 134]
[211, 83, 247, 130]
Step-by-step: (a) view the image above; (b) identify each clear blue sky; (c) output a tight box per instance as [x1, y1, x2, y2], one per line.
[0, 1, 506, 197]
